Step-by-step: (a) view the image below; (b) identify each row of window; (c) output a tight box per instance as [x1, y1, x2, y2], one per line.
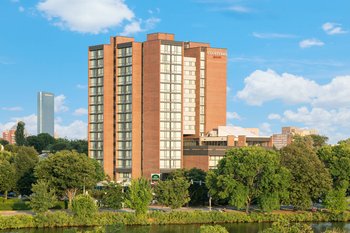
[118, 47, 132, 57]
[184, 116, 195, 121]
[160, 113, 182, 123]
[117, 131, 132, 140]
[118, 66, 132, 76]
[118, 57, 132, 66]
[160, 140, 181, 150]
[184, 61, 195, 67]
[117, 103, 132, 112]
[118, 113, 132, 122]
[160, 150, 181, 159]
[118, 141, 132, 149]
[160, 159, 181, 169]
[160, 74, 182, 83]
[90, 132, 103, 140]
[160, 83, 182, 93]
[117, 94, 132, 103]
[90, 68, 104, 77]
[184, 125, 195, 130]
[90, 123, 103, 131]
[117, 122, 132, 131]
[90, 105, 103, 113]
[160, 103, 181, 112]
[90, 141, 103, 150]
[90, 59, 103, 68]
[90, 96, 103, 105]
[209, 156, 224, 169]
[90, 87, 103, 96]
[118, 150, 132, 158]
[184, 79, 196, 85]
[160, 64, 182, 74]
[160, 45, 182, 55]
[117, 159, 131, 168]
[160, 93, 181, 102]
[90, 114, 103, 122]
[160, 121, 182, 130]
[160, 54, 182, 64]
[184, 107, 195, 112]
[184, 70, 196, 76]
[117, 85, 132, 94]
[90, 150, 103, 159]
[90, 77, 103, 86]
[90, 50, 104, 59]
[160, 131, 181, 140]
[117, 75, 132, 85]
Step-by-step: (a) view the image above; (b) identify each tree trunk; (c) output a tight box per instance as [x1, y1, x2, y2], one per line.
[246, 197, 251, 214]
[66, 188, 77, 209]
[4, 190, 8, 200]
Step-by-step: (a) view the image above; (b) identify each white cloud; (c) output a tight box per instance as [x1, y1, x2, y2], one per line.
[73, 108, 88, 116]
[54, 94, 69, 113]
[37, 0, 135, 34]
[121, 17, 161, 36]
[18, 6, 25, 12]
[259, 122, 272, 136]
[322, 22, 347, 35]
[0, 114, 87, 140]
[299, 38, 324, 48]
[268, 113, 281, 120]
[0, 114, 37, 136]
[237, 69, 320, 106]
[253, 32, 297, 39]
[76, 84, 87, 89]
[227, 86, 231, 93]
[2, 106, 23, 111]
[55, 120, 87, 139]
[227, 112, 241, 120]
[277, 107, 350, 144]
[237, 69, 350, 109]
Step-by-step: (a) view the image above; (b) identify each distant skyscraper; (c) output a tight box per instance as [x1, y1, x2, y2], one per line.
[37, 91, 55, 136]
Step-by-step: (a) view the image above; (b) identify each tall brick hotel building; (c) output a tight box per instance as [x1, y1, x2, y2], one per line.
[88, 33, 227, 181]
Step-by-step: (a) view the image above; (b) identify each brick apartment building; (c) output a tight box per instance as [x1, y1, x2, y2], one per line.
[88, 33, 227, 181]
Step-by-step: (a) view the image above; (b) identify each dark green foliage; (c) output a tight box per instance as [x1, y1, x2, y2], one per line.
[26, 133, 55, 153]
[318, 143, 350, 192]
[324, 188, 348, 213]
[71, 194, 98, 220]
[29, 180, 57, 213]
[48, 138, 88, 155]
[101, 182, 124, 209]
[281, 139, 332, 210]
[168, 168, 209, 206]
[0, 139, 9, 146]
[15, 121, 26, 146]
[200, 225, 228, 233]
[0, 197, 30, 210]
[125, 177, 153, 215]
[261, 219, 313, 233]
[35, 150, 105, 207]
[13, 147, 39, 195]
[155, 177, 190, 209]
[0, 160, 16, 199]
[207, 147, 290, 213]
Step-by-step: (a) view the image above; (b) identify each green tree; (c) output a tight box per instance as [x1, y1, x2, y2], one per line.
[13, 147, 39, 195]
[26, 133, 55, 154]
[317, 143, 350, 192]
[0, 160, 16, 200]
[0, 139, 9, 146]
[200, 225, 228, 233]
[15, 121, 26, 146]
[29, 180, 57, 213]
[261, 219, 313, 233]
[72, 194, 98, 220]
[281, 140, 332, 210]
[35, 150, 104, 207]
[101, 182, 124, 209]
[168, 168, 208, 206]
[155, 177, 190, 209]
[125, 177, 153, 215]
[206, 147, 290, 213]
[324, 188, 348, 213]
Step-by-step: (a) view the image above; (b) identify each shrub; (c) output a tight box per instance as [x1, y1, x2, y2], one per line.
[101, 182, 124, 209]
[324, 189, 348, 213]
[125, 177, 153, 215]
[71, 194, 98, 220]
[0, 197, 30, 210]
[29, 180, 57, 213]
[200, 225, 228, 233]
[261, 219, 313, 233]
[155, 177, 190, 209]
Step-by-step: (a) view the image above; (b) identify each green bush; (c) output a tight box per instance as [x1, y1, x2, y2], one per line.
[200, 225, 228, 233]
[0, 197, 30, 210]
[71, 194, 98, 221]
[261, 219, 313, 233]
[324, 189, 348, 213]
[29, 180, 57, 213]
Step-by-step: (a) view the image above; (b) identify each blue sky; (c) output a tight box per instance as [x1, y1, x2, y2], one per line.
[1, 0, 350, 143]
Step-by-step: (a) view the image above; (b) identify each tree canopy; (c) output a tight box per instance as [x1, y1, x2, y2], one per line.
[281, 139, 332, 210]
[155, 177, 190, 209]
[206, 147, 290, 213]
[15, 121, 26, 146]
[35, 150, 104, 207]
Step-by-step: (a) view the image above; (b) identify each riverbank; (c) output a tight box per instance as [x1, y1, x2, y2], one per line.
[0, 210, 349, 230]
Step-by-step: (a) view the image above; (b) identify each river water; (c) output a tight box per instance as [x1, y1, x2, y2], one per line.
[0, 222, 349, 233]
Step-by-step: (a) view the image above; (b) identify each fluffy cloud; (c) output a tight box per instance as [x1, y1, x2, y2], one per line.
[268, 113, 281, 120]
[0, 114, 87, 140]
[1, 106, 23, 111]
[227, 6, 251, 13]
[73, 108, 88, 116]
[322, 22, 347, 35]
[37, 0, 135, 34]
[227, 112, 241, 120]
[259, 122, 272, 136]
[299, 38, 325, 48]
[55, 120, 87, 139]
[271, 107, 350, 143]
[237, 69, 350, 108]
[121, 17, 161, 36]
[76, 84, 87, 89]
[54, 94, 69, 113]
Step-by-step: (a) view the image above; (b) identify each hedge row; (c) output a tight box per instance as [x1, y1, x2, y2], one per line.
[0, 210, 350, 230]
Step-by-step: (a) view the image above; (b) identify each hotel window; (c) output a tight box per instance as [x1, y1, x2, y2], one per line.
[97, 59, 103, 67]
[90, 50, 97, 59]
[90, 60, 97, 68]
[171, 65, 182, 74]
[172, 45, 182, 55]
[200, 51, 205, 60]
[160, 74, 171, 82]
[171, 151, 181, 159]
[97, 50, 104, 58]
[171, 74, 182, 84]
[172, 160, 181, 168]
[161, 54, 170, 63]
[172, 55, 182, 64]
[161, 44, 171, 54]
[160, 64, 171, 73]
[160, 150, 170, 159]
[125, 47, 132, 56]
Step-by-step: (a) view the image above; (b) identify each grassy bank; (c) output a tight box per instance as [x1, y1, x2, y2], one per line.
[0, 210, 350, 230]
